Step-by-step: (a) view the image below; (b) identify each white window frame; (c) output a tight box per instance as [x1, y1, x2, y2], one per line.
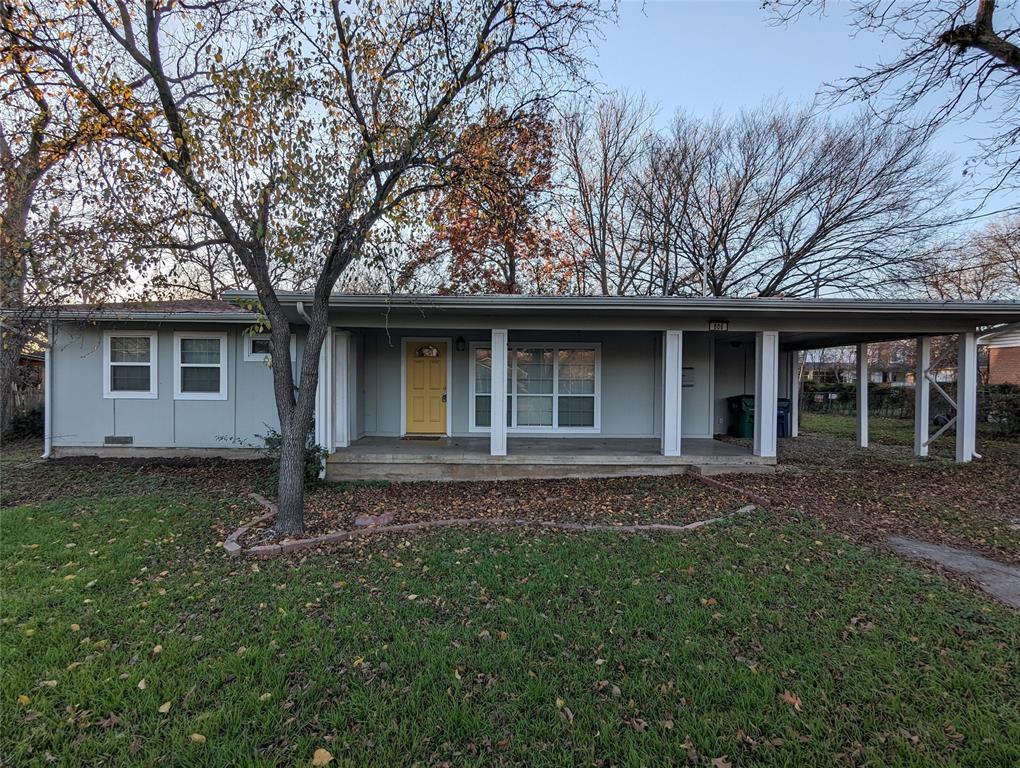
[469, 341, 601, 434]
[103, 331, 158, 399]
[173, 332, 228, 401]
[243, 332, 297, 363]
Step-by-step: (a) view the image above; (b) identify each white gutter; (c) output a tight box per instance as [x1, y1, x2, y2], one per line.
[42, 320, 53, 459]
[295, 301, 313, 325]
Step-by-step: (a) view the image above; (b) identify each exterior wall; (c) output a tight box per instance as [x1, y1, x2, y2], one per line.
[50, 322, 303, 451]
[988, 346, 1020, 385]
[713, 338, 755, 435]
[356, 328, 715, 440]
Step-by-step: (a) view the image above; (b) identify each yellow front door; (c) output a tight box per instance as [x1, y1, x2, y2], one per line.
[405, 341, 447, 434]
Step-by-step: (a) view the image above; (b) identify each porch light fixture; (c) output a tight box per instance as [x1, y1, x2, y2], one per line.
[455, 336, 466, 352]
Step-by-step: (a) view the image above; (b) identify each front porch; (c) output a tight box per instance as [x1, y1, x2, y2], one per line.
[325, 435, 771, 482]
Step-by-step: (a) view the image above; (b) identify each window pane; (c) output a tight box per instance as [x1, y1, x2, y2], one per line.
[558, 348, 595, 394]
[181, 366, 220, 393]
[475, 395, 491, 427]
[181, 338, 220, 365]
[250, 338, 272, 356]
[516, 395, 553, 426]
[558, 396, 595, 427]
[515, 349, 553, 394]
[110, 365, 150, 391]
[474, 348, 491, 394]
[110, 336, 150, 363]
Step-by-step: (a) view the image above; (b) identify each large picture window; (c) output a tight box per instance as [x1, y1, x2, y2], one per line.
[174, 332, 227, 400]
[470, 343, 600, 432]
[103, 332, 158, 399]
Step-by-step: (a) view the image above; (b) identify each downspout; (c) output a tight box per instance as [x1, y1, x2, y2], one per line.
[42, 320, 54, 459]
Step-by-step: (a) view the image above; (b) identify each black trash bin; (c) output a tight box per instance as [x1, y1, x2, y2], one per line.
[776, 398, 792, 438]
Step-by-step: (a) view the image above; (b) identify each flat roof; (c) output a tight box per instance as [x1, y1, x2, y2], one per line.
[224, 291, 1020, 317]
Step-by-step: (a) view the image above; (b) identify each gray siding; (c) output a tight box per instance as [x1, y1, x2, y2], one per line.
[51, 322, 733, 451]
[355, 328, 714, 439]
[50, 323, 302, 450]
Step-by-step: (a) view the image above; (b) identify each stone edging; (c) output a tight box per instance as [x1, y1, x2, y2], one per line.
[225, 494, 757, 559]
[223, 493, 278, 557]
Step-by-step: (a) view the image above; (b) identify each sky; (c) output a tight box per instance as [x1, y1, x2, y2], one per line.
[589, 1, 1012, 219]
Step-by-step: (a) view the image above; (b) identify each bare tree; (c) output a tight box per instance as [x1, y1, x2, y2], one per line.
[767, 0, 1020, 192]
[16, 0, 603, 533]
[635, 106, 955, 297]
[558, 94, 655, 295]
[893, 214, 1020, 298]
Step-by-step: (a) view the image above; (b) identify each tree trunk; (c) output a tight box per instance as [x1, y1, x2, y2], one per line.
[263, 292, 329, 536]
[0, 339, 22, 437]
[274, 420, 309, 534]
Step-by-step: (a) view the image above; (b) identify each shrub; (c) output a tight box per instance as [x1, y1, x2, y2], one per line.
[260, 426, 329, 488]
[3, 406, 43, 441]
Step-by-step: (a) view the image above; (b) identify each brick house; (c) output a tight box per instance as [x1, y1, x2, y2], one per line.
[979, 324, 1020, 386]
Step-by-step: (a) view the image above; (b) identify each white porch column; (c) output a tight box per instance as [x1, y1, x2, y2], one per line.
[334, 330, 352, 449]
[314, 326, 334, 478]
[913, 336, 930, 457]
[753, 331, 779, 458]
[956, 331, 978, 463]
[790, 351, 800, 438]
[856, 342, 869, 449]
[661, 330, 683, 456]
[490, 328, 508, 456]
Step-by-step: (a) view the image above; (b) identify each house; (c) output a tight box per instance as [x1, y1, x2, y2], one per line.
[979, 323, 1020, 386]
[34, 295, 1020, 479]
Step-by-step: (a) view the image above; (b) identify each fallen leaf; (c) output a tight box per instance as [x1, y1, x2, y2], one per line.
[711, 758, 732, 768]
[780, 690, 802, 712]
[311, 747, 333, 765]
[17, 695, 30, 706]
[137, 679, 147, 690]
[259, 693, 273, 701]
[70, 624, 80, 632]
[40, 680, 57, 688]
[158, 701, 171, 713]
[189, 733, 206, 744]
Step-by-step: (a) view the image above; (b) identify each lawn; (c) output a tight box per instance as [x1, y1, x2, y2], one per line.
[2, 443, 1019, 766]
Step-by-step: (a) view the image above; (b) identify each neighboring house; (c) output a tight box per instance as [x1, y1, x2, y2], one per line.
[31, 295, 1020, 478]
[979, 323, 1020, 386]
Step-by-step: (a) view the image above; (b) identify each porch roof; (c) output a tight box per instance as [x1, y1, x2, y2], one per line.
[223, 291, 1020, 350]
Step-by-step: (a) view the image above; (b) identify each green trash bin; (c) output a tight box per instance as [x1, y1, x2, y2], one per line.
[727, 395, 755, 438]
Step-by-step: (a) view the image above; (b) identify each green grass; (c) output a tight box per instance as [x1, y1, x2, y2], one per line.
[801, 412, 918, 446]
[3, 464, 1019, 766]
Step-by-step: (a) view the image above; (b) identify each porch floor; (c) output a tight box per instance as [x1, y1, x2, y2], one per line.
[326, 436, 773, 482]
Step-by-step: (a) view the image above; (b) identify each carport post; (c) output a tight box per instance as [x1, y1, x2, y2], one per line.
[956, 332, 978, 463]
[856, 343, 868, 449]
[490, 328, 508, 457]
[790, 351, 800, 438]
[753, 331, 779, 458]
[913, 336, 930, 457]
[661, 330, 683, 457]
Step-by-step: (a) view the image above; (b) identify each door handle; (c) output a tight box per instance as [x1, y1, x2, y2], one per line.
[441, 392, 447, 403]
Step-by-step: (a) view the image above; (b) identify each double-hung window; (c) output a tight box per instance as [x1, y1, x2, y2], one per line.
[174, 332, 227, 400]
[104, 332, 158, 399]
[470, 343, 599, 432]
